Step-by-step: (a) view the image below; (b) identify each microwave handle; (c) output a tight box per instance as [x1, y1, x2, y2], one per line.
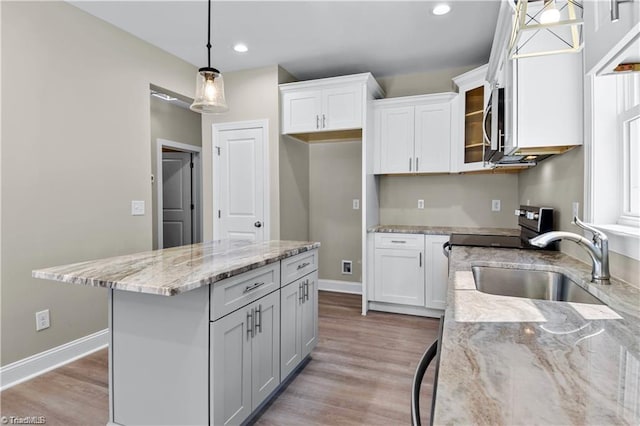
[482, 104, 492, 147]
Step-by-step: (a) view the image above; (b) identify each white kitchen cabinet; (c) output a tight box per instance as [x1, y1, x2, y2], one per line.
[374, 93, 456, 174]
[280, 74, 382, 136]
[424, 235, 449, 310]
[485, 3, 583, 159]
[373, 234, 425, 306]
[211, 290, 280, 426]
[451, 65, 493, 172]
[584, 0, 640, 75]
[370, 233, 449, 317]
[280, 271, 318, 380]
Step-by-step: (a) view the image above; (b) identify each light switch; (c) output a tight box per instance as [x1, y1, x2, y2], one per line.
[131, 200, 145, 216]
[352, 199, 360, 210]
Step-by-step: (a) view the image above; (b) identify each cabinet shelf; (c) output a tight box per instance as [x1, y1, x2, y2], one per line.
[464, 110, 484, 118]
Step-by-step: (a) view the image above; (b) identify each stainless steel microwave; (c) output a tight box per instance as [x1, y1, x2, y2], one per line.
[483, 86, 505, 163]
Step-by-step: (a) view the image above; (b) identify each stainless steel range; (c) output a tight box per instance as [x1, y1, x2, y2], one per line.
[448, 205, 556, 251]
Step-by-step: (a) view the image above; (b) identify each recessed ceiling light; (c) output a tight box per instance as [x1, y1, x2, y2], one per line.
[432, 4, 451, 15]
[233, 43, 248, 53]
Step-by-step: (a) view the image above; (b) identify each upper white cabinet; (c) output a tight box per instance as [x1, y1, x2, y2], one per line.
[374, 93, 456, 174]
[485, 2, 583, 158]
[451, 66, 493, 172]
[280, 73, 383, 137]
[584, 0, 640, 75]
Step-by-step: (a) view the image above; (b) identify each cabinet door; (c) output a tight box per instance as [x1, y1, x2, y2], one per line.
[280, 280, 303, 379]
[379, 106, 415, 174]
[414, 103, 451, 173]
[322, 86, 362, 131]
[301, 271, 318, 358]
[584, 0, 640, 74]
[211, 306, 252, 426]
[373, 247, 425, 306]
[457, 82, 492, 172]
[281, 90, 322, 134]
[424, 235, 449, 310]
[251, 291, 280, 410]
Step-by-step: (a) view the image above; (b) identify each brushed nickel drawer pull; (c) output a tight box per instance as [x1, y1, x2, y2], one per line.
[243, 282, 265, 293]
[299, 282, 305, 303]
[297, 262, 311, 270]
[304, 280, 310, 301]
[391, 240, 406, 244]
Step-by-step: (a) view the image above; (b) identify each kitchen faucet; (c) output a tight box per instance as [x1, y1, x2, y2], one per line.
[529, 217, 610, 283]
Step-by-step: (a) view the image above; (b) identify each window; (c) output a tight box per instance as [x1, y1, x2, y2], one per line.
[586, 72, 640, 260]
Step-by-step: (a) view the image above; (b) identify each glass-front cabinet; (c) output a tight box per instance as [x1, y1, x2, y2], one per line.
[452, 65, 492, 172]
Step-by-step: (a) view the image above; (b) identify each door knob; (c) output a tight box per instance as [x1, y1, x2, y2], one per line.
[254, 221, 262, 228]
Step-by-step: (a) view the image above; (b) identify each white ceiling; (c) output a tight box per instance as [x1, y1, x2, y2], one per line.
[70, 0, 501, 81]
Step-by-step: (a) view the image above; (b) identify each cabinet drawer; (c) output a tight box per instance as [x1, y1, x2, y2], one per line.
[281, 250, 318, 286]
[210, 264, 280, 321]
[374, 233, 424, 250]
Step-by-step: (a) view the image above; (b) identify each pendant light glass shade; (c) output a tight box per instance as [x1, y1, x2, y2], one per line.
[190, 68, 228, 114]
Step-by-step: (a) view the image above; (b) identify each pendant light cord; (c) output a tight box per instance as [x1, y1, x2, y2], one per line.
[206, 0, 212, 68]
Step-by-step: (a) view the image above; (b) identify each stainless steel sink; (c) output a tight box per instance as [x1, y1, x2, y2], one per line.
[471, 266, 603, 305]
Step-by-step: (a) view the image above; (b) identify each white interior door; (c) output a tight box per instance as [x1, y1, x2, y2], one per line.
[214, 121, 269, 241]
[162, 151, 192, 248]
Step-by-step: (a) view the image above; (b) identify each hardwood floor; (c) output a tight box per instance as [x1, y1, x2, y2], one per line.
[0, 292, 439, 425]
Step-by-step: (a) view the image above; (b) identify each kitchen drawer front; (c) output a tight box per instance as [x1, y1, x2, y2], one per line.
[374, 233, 424, 250]
[281, 250, 318, 286]
[210, 263, 280, 321]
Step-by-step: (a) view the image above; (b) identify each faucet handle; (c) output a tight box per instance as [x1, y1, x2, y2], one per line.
[574, 216, 608, 243]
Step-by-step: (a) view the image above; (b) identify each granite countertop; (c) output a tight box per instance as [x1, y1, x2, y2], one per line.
[433, 246, 640, 425]
[33, 240, 320, 296]
[369, 225, 520, 236]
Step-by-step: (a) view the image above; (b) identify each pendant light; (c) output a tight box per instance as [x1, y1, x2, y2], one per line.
[190, 0, 228, 114]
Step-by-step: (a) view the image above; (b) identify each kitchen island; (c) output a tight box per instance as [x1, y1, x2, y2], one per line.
[434, 246, 640, 425]
[34, 239, 320, 426]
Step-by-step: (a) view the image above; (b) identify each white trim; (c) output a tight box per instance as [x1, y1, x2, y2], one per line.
[318, 279, 362, 295]
[212, 119, 270, 241]
[368, 301, 443, 319]
[156, 138, 202, 249]
[0, 329, 109, 391]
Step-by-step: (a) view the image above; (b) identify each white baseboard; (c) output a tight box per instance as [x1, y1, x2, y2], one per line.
[0, 329, 109, 391]
[318, 279, 362, 295]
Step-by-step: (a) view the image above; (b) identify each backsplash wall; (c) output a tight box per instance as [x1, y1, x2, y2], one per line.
[379, 174, 519, 228]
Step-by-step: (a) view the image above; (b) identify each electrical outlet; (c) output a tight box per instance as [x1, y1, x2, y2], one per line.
[491, 199, 501, 212]
[131, 200, 145, 216]
[36, 309, 50, 331]
[418, 199, 425, 209]
[572, 202, 580, 222]
[352, 199, 360, 210]
[341, 260, 352, 275]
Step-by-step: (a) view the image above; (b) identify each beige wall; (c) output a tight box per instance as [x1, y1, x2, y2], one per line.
[279, 136, 310, 241]
[150, 96, 202, 249]
[519, 147, 640, 287]
[201, 66, 281, 240]
[379, 174, 519, 228]
[377, 64, 480, 98]
[309, 141, 362, 282]
[1, 2, 197, 366]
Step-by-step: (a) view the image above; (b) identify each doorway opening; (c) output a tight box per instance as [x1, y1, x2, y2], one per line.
[156, 139, 203, 249]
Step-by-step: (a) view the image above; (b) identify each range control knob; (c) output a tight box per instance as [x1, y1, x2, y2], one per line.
[514, 209, 525, 216]
[526, 211, 539, 220]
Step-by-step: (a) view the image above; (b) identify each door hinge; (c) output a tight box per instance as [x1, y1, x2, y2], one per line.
[218, 210, 221, 219]
[190, 162, 194, 169]
[191, 204, 194, 210]
[216, 146, 221, 156]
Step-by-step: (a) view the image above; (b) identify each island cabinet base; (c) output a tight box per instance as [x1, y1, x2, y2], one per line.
[107, 249, 319, 426]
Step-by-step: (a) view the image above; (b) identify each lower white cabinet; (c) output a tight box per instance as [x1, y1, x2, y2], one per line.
[372, 233, 449, 316]
[211, 290, 280, 425]
[280, 271, 318, 379]
[424, 235, 449, 310]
